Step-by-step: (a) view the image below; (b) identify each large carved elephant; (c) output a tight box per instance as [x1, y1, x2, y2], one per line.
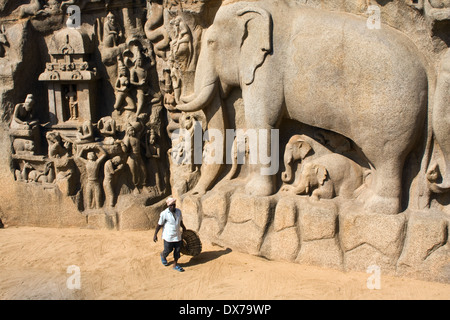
[176, 0, 430, 214]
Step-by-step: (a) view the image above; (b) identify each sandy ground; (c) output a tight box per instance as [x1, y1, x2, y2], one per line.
[0, 226, 449, 300]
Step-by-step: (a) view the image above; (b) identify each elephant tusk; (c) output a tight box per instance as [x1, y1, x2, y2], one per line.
[176, 81, 218, 112]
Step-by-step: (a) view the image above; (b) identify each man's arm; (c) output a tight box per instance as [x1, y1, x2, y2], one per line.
[180, 220, 187, 233]
[153, 224, 162, 242]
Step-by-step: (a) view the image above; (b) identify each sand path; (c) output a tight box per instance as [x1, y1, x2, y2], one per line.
[0, 226, 449, 300]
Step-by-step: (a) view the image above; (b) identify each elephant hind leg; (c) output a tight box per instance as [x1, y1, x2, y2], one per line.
[363, 160, 403, 215]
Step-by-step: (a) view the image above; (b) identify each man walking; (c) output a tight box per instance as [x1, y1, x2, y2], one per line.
[153, 197, 187, 272]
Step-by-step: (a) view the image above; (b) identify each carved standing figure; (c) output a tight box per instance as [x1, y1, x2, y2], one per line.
[76, 146, 107, 209]
[0, 25, 9, 58]
[103, 156, 123, 207]
[122, 125, 147, 193]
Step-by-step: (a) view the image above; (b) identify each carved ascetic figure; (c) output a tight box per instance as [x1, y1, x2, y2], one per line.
[176, 0, 430, 214]
[10, 94, 39, 130]
[76, 146, 107, 209]
[97, 116, 116, 144]
[103, 156, 123, 207]
[75, 120, 95, 144]
[103, 12, 123, 48]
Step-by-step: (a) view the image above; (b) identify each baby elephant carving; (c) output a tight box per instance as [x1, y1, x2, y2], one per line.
[281, 135, 313, 184]
[291, 153, 365, 200]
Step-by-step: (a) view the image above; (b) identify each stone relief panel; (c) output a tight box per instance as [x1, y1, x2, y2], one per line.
[0, 0, 449, 282]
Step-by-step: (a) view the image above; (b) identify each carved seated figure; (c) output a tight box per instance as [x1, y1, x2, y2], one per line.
[10, 94, 39, 131]
[97, 116, 116, 145]
[103, 12, 123, 48]
[75, 120, 95, 144]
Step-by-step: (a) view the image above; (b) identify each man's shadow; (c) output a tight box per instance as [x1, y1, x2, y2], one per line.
[180, 248, 232, 268]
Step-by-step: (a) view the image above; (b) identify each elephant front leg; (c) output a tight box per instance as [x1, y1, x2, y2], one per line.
[242, 97, 282, 197]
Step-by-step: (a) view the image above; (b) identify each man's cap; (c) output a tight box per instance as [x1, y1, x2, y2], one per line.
[166, 197, 176, 206]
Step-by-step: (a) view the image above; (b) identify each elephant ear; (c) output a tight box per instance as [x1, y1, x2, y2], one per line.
[315, 165, 329, 186]
[296, 139, 312, 159]
[236, 7, 272, 86]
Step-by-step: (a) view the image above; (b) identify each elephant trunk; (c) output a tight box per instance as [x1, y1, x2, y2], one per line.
[281, 155, 294, 183]
[176, 81, 218, 112]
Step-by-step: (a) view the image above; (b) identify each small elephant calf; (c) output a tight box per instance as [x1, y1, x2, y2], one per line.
[293, 153, 365, 200]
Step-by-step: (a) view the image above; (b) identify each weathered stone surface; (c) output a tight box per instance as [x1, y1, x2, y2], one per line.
[260, 227, 299, 262]
[179, 195, 202, 232]
[296, 238, 343, 270]
[273, 196, 297, 232]
[397, 210, 450, 282]
[339, 210, 407, 260]
[298, 198, 338, 241]
[218, 194, 273, 255]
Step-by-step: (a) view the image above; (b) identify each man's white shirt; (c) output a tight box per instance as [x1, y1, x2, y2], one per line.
[158, 208, 183, 242]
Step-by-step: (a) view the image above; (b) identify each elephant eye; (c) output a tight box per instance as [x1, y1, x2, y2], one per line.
[207, 39, 215, 46]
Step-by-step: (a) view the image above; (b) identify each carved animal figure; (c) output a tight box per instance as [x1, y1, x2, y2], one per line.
[294, 153, 365, 200]
[13, 139, 35, 155]
[281, 135, 312, 184]
[176, 0, 430, 214]
[12, 0, 42, 18]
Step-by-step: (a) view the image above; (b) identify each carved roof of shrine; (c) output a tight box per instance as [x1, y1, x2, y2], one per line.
[48, 28, 94, 56]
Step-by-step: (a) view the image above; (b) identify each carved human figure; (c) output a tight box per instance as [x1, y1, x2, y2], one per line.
[10, 94, 39, 130]
[145, 128, 162, 192]
[65, 89, 78, 121]
[114, 62, 135, 112]
[170, 15, 193, 68]
[76, 146, 107, 209]
[103, 12, 123, 48]
[0, 25, 9, 58]
[121, 125, 147, 193]
[75, 120, 95, 144]
[103, 156, 123, 207]
[130, 54, 149, 115]
[97, 116, 116, 144]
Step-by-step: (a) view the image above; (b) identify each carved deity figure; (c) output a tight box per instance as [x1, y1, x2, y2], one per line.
[113, 61, 135, 112]
[130, 54, 150, 116]
[121, 125, 147, 193]
[76, 146, 107, 209]
[65, 88, 79, 121]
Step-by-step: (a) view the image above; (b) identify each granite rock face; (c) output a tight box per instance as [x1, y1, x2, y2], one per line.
[0, 0, 449, 283]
